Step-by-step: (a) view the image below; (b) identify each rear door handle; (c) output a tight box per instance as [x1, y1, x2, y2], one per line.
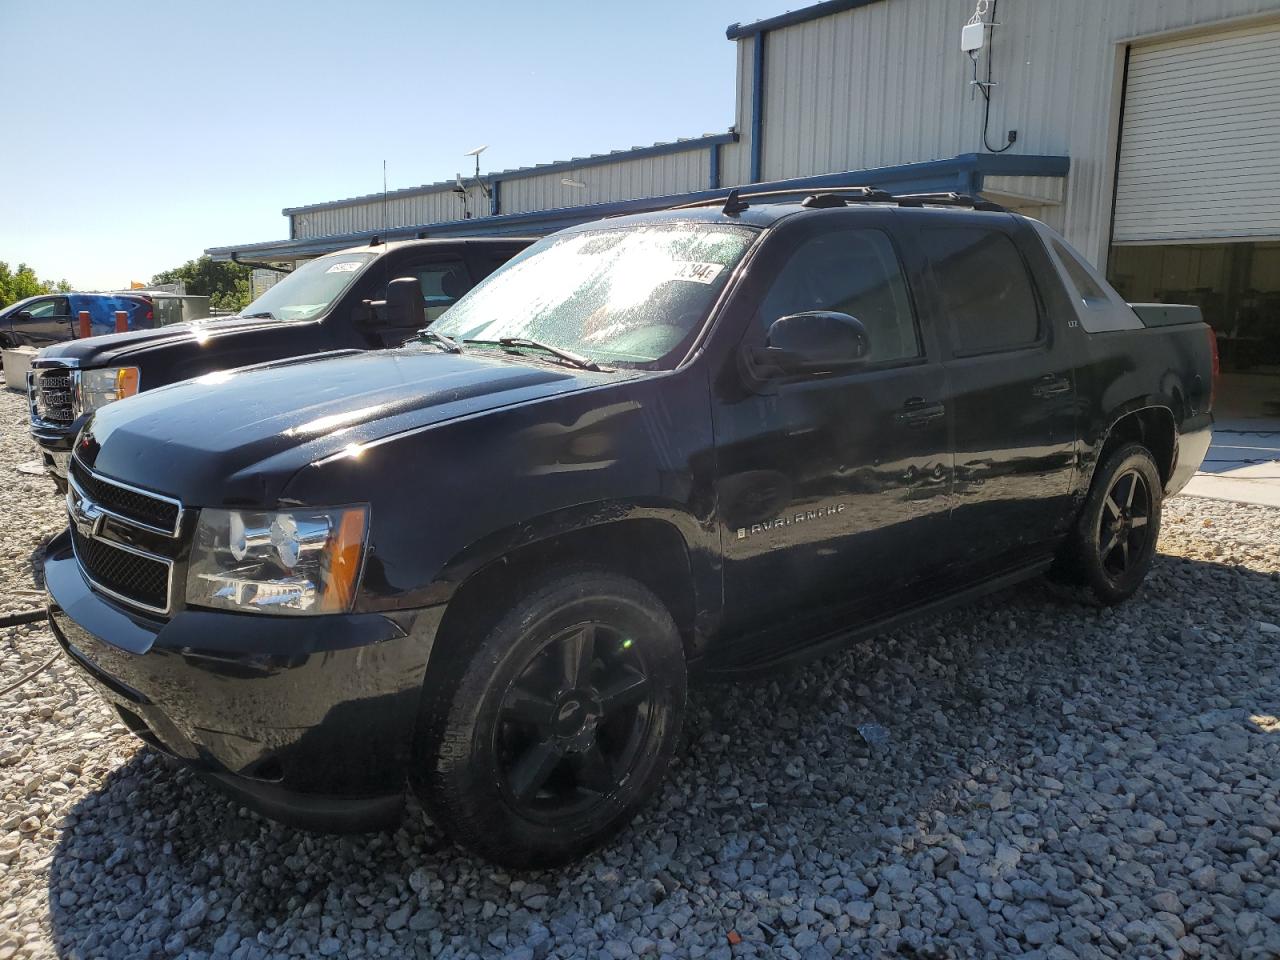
[1032, 375, 1072, 399]
[896, 398, 946, 427]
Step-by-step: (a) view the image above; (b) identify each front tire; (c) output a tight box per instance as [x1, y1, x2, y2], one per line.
[1072, 443, 1163, 604]
[413, 569, 686, 868]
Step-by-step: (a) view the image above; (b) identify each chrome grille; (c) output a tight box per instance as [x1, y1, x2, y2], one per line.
[70, 525, 171, 614]
[29, 368, 77, 424]
[66, 458, 182, 616]
[69, 457, 182, 536]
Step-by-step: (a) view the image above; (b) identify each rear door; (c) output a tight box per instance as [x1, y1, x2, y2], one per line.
[9, 296, 72, 346]
[919, 218, 1076, 572]
[712, 211, 954, 648]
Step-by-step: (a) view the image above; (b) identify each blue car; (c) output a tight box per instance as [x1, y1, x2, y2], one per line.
[0, 292, 156, 349]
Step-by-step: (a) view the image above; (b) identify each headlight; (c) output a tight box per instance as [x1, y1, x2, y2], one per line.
[79, 367, 141, 414]
[186, 505, 368, 615]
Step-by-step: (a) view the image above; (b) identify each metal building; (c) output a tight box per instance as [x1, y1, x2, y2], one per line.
[208, 0, 1280, 415]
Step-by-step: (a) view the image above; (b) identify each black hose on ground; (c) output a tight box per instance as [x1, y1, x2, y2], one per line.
[0, 608, 48, 628]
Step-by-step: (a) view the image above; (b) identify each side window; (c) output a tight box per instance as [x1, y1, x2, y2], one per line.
[378, 259, 469, 323]
[757, 227, 921, 365]
[921, 227, 1040, 355]
[17, 298, 66, 320]
[413, 260, 470, 322]
[1051, 239, 1109, 305]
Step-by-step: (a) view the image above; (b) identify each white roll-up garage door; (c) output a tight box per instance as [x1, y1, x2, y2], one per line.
[1112, 20, 1280, 244]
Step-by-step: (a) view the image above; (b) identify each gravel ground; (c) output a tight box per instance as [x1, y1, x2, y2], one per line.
[2, 385, 1279, 960]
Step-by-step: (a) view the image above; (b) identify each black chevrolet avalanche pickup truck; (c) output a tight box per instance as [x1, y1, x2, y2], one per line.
[26, 237, 531, 487]
[43, 190, 1216, 867]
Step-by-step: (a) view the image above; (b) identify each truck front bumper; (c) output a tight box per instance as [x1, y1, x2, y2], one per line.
[44, 529, 440, 832]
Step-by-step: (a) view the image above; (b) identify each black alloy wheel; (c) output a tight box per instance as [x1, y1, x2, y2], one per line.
[494, 621, 654, 822]
[414, 569, 686, 867]
[1097, 467, 1152, 579]
[1070, 442, 1163, 604]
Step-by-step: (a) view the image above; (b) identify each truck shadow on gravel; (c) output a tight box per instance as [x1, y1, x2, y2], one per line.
[45, 551, 1280, 958]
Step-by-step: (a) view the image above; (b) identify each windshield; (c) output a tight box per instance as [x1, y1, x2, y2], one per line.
[238, 252, 376, 322]
[431, 223, 757, 368]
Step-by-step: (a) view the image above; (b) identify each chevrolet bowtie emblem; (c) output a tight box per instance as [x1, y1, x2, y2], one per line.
[68, 485, 106, 538]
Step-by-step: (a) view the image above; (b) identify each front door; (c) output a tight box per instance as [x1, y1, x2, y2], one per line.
[10, 296, 72, 346]
[711, 214, 953, 649]
[918, 220, 1077, 571]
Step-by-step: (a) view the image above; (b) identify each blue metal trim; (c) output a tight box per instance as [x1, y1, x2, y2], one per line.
[490, 180, 500, 217]
[281, 132, 740, 216]
[709, 144, 721, 190]
[727, 0, 886, 39]
[209, 153, 1071, 262]
[750, 32, 765, 183]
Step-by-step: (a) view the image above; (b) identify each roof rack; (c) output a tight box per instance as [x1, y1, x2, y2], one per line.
[664, 186, 1006, 215]
[669, 185, 895, 212]
[894, 192, 1006, 212]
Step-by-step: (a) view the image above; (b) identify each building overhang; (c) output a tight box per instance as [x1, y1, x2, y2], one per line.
[726, 0, 887, 40]
[206, 152, 1069, 263]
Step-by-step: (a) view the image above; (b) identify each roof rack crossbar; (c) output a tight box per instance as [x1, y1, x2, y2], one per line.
[663, 186, 1006, 215]
[668, 185, 893, 210]
[894, 192, 1006, 212]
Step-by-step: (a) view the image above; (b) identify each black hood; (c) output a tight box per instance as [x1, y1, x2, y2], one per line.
[77, 347, 629, 507]
[39, 316, 314, 367]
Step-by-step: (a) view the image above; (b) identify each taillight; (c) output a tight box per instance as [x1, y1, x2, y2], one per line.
[1207, 326, 1220, 411]
[146, 309, 153, 321]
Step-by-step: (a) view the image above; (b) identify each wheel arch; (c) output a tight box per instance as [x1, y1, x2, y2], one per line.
[426, 506, 716, 676]
[1085, 403, 1178, 494]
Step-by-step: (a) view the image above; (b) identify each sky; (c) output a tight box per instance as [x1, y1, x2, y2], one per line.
[0, 0, 784, 290]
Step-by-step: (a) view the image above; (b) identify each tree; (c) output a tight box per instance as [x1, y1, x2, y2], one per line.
[152, 256, 252, 312]
[0, 261, 74, 309]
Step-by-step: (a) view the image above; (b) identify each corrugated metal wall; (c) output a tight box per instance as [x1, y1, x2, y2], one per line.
[500, 149, 710, 215]
[292, 147, 717, 239]
[750, 0, 1280, 265]
[292, 188, 463, 240]
[1113, 19, 1280, 242]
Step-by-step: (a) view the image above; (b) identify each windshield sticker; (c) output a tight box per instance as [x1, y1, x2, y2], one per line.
[325, 261, 363, 274]
[669, 261, 725, 284]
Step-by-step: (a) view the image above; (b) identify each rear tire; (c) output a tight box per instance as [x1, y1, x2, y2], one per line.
[1069, 443, 1163, 604]
[413, 569, 686, 868]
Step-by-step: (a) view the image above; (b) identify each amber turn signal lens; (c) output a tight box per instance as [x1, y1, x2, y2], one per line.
[317, 506, 368, 613]
[115, 367, 141, 399]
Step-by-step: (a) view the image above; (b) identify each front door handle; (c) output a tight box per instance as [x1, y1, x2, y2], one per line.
[1032, 375, 1072, 399]
[896, 398, 946, 427]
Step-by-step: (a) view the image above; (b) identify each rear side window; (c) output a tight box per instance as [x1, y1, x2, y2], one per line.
[1051, 239, 1109, 304]
[757, 227, 920, 365]
[921, 227, 1040, 355]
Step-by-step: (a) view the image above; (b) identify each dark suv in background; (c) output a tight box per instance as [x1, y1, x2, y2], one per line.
[27, 238, 531, 486]
[44, 190, 1214, 867]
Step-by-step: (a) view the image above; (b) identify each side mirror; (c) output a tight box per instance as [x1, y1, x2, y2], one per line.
[363, 277, 425, 329]
[747, 311, 870, 379]
[13, 311, 32, 322]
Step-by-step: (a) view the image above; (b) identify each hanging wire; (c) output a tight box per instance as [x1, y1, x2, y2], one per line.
[966, 0, 1015, 152]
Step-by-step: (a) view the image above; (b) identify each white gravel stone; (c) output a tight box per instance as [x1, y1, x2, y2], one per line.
[2, 387, 1280, 959]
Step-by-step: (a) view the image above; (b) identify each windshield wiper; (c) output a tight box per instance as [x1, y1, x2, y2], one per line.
[415, 328, 462, 354]
[465, 337, 602, 371]
[241, 311, 276, 320]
